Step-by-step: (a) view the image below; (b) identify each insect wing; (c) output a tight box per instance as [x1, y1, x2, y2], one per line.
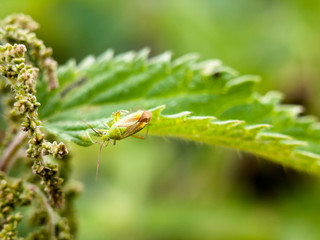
[120, 111, 152, 138]
[120, 121, 146, 139]
[112, 110, 151, 139]
[113, 111, 143, 128]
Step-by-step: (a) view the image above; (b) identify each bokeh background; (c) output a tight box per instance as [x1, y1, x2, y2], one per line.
[1, 0, 320, 239]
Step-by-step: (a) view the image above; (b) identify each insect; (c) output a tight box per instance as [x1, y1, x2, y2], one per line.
[83, 110, 152, 181]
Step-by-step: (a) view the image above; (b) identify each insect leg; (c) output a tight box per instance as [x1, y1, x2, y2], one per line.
[132, 134, 144, 139]
[116, 111, 121, 121]
[95, 138, 110, 182]
[104, 140, 110, 147]
[112, 111, 121, 122]
[112, 112, 117, 122]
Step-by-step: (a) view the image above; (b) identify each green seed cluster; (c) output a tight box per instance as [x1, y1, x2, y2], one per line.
[32, 160, 64, 207]
[0, 174, 77, 240]
[0, 174, 33, 239]
[3, 14, 39, 32]
[0, 212, 23, 240]
[0, 44, 40, 126]
[0, 14, 58, 89]
[0, 14, 80, 239]
[0, 43, 68, 207]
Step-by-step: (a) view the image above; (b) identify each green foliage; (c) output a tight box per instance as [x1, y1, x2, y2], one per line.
[37, 49, 320, 174]
[1, 11, 320, 240]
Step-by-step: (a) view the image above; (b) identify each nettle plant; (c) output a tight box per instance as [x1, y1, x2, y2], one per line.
[0, 14, 320, 239]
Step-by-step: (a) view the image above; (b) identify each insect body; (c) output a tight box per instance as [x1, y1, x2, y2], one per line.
[83, 110, 152, 181]
[106, 110, 152, 141]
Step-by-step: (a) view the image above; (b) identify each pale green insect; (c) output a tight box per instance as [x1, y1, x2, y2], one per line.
[83, 110, 152, 181]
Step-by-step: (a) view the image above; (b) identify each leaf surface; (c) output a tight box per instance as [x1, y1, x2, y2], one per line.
[37, 49, 320, 174]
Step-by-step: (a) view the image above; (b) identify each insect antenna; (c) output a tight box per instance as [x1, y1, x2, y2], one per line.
[146, 123, 151, 137]
[81, 120, 103, 136]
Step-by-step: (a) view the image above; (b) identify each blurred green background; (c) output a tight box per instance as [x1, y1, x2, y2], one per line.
[1, 0, 320, 239]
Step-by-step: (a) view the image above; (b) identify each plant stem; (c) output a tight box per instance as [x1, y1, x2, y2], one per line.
[0, 131, 28, 172]
[26, 182, 56, 240]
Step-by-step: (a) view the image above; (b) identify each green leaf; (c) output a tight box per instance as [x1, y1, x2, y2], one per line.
[37, 49, 320, 174]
